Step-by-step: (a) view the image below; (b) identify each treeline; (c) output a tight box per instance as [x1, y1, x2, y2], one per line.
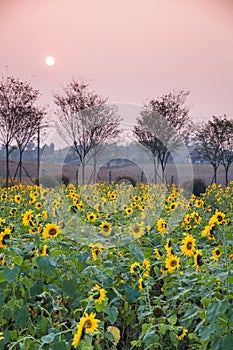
[0, 75, 232, 187]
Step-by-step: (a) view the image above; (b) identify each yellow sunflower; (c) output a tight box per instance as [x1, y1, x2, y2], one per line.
[84, 312, 100, 333]
[90, 244, 104, 261]
[40, 245, 48, 256]
[154, 248, 162, 260]
[129, 222, 144, 239]
[22, 210, 34, 226]
[42, 223, 60, 240]
[90, 284, 107, 304]
[130, 262, 140, 274]
[99, 221, 112, 236]
[125, 207, 133, 216]
[138, 278, 144, 290]
[157, 218, 167, 234]
[165, 254, 180, 273]
[142, 259, 150, 277]
[35, 202, 43, 210]
[212, 210, 225, 225]
[165, 239, 172, 256]
[0, 331, 4, 341]
[177, 328, 188, 340]
[14, 194, 21, 204]
[72, 316, 86, 348]
[181, 234, 196, 257]
[194, 250, 203, 270]
[87, 212, 97, 222]
[210, 247, 222, 261]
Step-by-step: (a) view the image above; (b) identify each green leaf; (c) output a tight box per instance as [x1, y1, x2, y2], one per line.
[105, 306, 118, 325]
[105, 331, 115, 342]
[221, 334, 233, 349]
[13, 256, 23, 266]
[142, 323, 153, 335]
[168, 314, 177, 326]
[36, 256, 56, 276]
[143, 331, 159, 347]
[0, 272, 5, 283]
[51, 341, 67, 350]
[62, 279, 77, 298]
[130, 244, 144, 262]
[3, 266, 20, 283]
[30, 278, 44, 296]
[125, 285, 140, 303]
[14, 305, 29, 328]
[198, 325, 215, 341]
[41, 333, 56, 344]
[158, 324, 168, 335]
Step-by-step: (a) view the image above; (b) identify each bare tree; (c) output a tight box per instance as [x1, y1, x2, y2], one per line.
[193, 115, 233, 184]
[133, 90, 191, 183]
[0, 75, 46, 187]
[54, 79, 122, 184]
[14, 108, 47, 182]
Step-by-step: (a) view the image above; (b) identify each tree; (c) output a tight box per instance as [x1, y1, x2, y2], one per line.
[220, 117, 233, 186]
[133, 90, 191, 183]
[193, 115, 233, 185]
[0, 75, 46, 187]
[54, 79, 122, 184]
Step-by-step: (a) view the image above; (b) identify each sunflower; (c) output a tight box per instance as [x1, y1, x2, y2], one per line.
[40, 245, 48, 256]
[87, 212, 97, 222]
[138, 278, 144, 290]
[90, 284, 107, 304]
[90, 244, 104, 261]
[169, 202, 177, 211]
[10, 207, 17, 215]
[165, 254, 180, 273]
[142, 259, 150, 277]
[72, 316, 86, 348]
[194, 250, 203, 270]
[0, 331, 4, 341]
[210, 247, 222, 261]
[177, 328, 188, 340]
[36, 202, 43, 210]
[84, 312, 100, 333]
[129, 222, 144, 239]
[195, 199, 204, 208]
[157, 218, 167, 234]
[181, 234, 196, 257]
[130, 262, 140, 274]
[125, 207, 133, 216]
[99, 221, 112, 236]
[165, 239, 172, 256]
[154, 248, 162, 260]
[212, 210, 225, 225]
[22, 210, 34, 226]
[14, 194, 21, 204]
[42, 223, 60, 240]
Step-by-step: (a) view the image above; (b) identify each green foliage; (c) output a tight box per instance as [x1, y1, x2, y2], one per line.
[0, 182, 232, 349]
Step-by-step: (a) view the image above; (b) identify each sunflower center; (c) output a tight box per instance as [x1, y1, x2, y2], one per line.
[170, 260, 177, 267]
[85, 320, 92, 328]
[187, 242, 193, 250]
[49, 228, 57, 236]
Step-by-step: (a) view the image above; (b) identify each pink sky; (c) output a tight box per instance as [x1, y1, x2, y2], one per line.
[1, 0, 233, 120]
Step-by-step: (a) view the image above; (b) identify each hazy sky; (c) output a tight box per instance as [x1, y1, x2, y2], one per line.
[1, 0, 233, 120]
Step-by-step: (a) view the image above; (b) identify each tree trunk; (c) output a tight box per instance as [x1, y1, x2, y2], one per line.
[19, 148, 23, 183]
[224, 163, 230, 187]
[81, 161, 85, 185]
[6, 143, 9, 188]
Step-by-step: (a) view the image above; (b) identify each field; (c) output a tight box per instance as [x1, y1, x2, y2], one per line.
[0, 181, 232, 349]
[0, 160, 232, 186]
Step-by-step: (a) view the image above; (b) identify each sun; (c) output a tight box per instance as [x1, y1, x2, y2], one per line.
[45, 56, 55, 66]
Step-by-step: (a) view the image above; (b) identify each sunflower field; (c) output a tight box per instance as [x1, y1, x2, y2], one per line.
[0, 181, 232, 350]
